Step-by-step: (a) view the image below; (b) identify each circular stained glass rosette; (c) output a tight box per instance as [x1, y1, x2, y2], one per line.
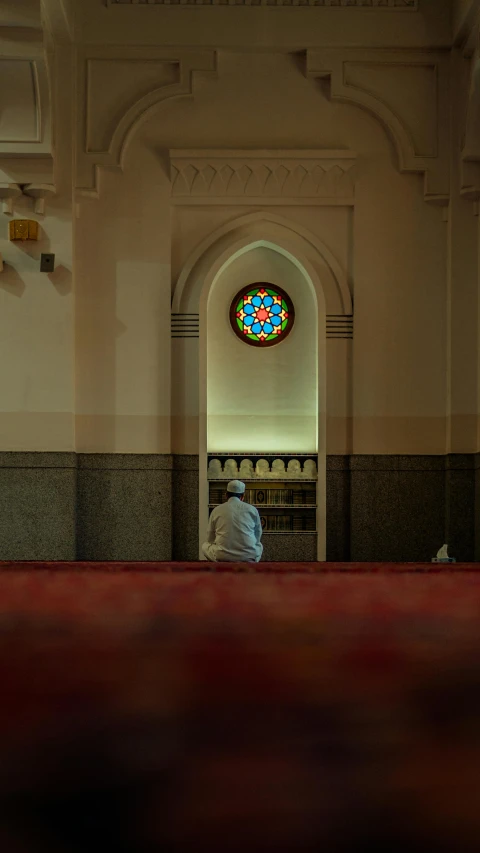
[230, 284, 294, 347]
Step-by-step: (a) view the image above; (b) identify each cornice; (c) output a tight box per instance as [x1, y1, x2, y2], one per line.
[169, 149, 356, 204]
[107, 0, 418, 8]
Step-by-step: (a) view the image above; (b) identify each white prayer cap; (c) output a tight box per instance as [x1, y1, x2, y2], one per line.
[227, 479, 245, 495]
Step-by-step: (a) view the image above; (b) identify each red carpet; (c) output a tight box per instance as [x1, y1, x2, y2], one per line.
[0, 560, 477, 573]
[0, 563, 479, 852]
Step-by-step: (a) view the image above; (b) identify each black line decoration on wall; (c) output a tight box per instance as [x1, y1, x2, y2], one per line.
[171, 314, 353, 339]
[110, 1, 417, 8]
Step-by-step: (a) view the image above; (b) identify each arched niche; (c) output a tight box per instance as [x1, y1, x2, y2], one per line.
[206, 244, 319, 455]
[173, 211, 351, 316]
[185, 226, 329, 561]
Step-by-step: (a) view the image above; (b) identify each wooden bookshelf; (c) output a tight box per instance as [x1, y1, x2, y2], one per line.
[207, 453, 318, 537]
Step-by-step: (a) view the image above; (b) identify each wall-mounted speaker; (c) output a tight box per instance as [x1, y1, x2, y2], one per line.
[40, 253, 55, 273]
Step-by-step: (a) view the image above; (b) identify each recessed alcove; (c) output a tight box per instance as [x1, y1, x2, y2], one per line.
[204, 243, 322, 560]
[207, 245, 318, 452]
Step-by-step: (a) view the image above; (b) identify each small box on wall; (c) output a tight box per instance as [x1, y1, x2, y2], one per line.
[9, 220, 39, 242]
[40, 253, 55, 273]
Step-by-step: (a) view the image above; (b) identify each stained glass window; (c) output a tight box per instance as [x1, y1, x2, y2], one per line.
[229, 283, 295, 347]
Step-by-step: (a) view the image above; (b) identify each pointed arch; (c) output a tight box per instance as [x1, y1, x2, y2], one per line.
[190, 222, 328, 561]
[173, 211, 352, 316]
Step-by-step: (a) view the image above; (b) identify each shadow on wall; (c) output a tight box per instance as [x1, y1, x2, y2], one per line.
[12, 224, 51, 261]
[0, 260, 74, 298]
[48, 264, 72, 296]
[0, 263, 26, 297]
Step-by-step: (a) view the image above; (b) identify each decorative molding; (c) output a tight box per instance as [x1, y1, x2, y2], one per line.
[455, 1, 480, 54]
[0, 58, 51, 159]
[207, 455, 318, 481]
[0, 183, 22, 215]
[461, 45, 480, 202]
[41, 0, 74, 42]
[343, 61, 438, 158]
[173, 211, 352, 317]
[326, 315, 353, 339]
[23, 183, 56, 215]
[85, 58, 180, 154]
[306, 50, 450, 206]
[461, 160, 480, 202]
[108, 0, 418, 7]
[170, 149, 356, 204]
[171, 314, 200, 338]
[75, 51, 216, 196]
[0, 60, 41, 144]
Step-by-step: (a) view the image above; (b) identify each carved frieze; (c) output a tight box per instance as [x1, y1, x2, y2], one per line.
[109, 1, 417, 8]
[169, 150, 356, 203]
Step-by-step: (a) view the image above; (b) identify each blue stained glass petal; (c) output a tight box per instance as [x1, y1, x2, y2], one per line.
[231, 285, 293, 345]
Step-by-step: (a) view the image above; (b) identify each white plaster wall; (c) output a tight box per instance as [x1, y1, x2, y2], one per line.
[3, 1, 479, 461]
[74, 137, 172, 453]
[351, 106, 448, 454]
[0, 194, 74, 450]
[207, 246, 317, 453]
[72, 48, 450, 454]
[161, 52, 446, 453]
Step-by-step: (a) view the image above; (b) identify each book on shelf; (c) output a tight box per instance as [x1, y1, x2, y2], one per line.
[246, 488, 316, 506]
[292, 490, 315, 506]
[209, 485, 316, 510]
[245, 488, 294, 505]
[259, 514, 316, 532]
[260, 515, 293, 531]
[293, 516, 316, 532]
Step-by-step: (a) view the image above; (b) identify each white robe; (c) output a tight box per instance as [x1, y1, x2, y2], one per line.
[202, 496, 263, 563]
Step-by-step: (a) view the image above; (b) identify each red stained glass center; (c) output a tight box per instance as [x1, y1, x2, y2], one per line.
[256, 308, 269, 322]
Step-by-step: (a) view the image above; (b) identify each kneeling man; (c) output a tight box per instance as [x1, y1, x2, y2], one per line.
[202, 480, 263, 563]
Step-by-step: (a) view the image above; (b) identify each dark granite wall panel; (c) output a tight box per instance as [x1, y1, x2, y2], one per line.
[262, 534, 317, 562]
[445, 456, 475, 562]
[0, 452, 476, 562]
[0, 453, 76, 560]
[475, 456, 480, 561]
[326, 456, 350, 561]
[172, 455, 199, 560]
[76, 455, 172, 561]
[349, 456, 446, 562]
